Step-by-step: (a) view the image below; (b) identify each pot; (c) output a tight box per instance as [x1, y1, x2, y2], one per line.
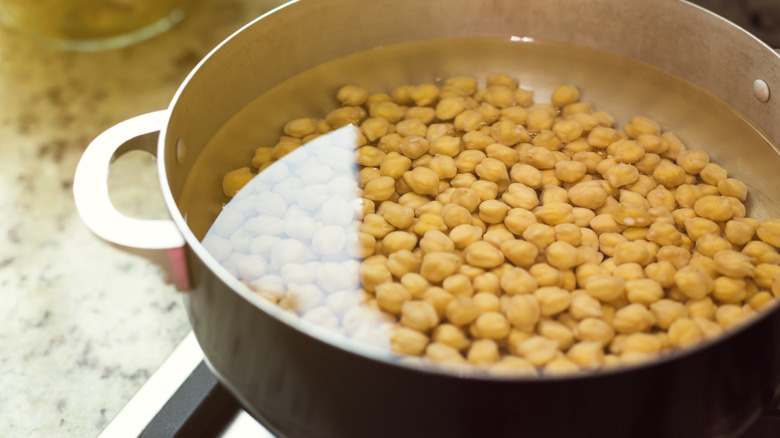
[74, 0, 780, 436]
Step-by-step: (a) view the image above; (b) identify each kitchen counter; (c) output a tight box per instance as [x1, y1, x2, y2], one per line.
[0, 1, 285, 437]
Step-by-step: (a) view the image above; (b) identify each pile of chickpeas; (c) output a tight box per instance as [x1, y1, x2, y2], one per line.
[221, 74, 780, 376]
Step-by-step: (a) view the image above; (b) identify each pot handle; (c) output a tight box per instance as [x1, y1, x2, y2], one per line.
[73, 110, 190, 291]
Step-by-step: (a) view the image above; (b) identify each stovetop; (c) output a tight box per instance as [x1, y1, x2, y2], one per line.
[100, 2, 780, 437]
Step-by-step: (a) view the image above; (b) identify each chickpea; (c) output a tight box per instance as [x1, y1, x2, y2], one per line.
[613, 140, 646, 164]
[394, 119, 426, 139]
[400, 300, 440, 332]
[381, 203, 414, 230]
[653, 159, 686, 188]
[545, 241, 583, 269]
[491, 119, 530, 146]
[715, 305, 748, 329]
[573, 318, 615, 346]
[674, 265, 713, 300]
[471, 312, 511, 340]
[585, 274, 625, 302]
[445, 296, 481, 327]
[486, 143, 521, 168]
[534, 286, 571, 316]
[693, 195, 733, 222]
[420, 251, 462, 283]
[391, 327, 429, 355]
[361, 213, 395, 239]
[399, 136, 430, 160]
[222, 167, 254, 197]
[432, 324, 470, 351]
[535, 202, 575, 226]
[569, 291, 604, 320]
[464, 241, 506, 269]
[382, 231, 418, 254]
[538, 319, 575, 350]
[514, 336, 559, 367]
[363, 176, 396, 201]
[504, 294, 541, 330]
[429, 135, 462, 157]
[554, 160, 587, 183]
[423, 287, 455, 320]
[606, 163, 640, 188]
[466, 339, 500, 365]
[439, 204, 470, 229]
[402, 167, 439, 197]
[475, 158, 510, 183]
[684, 217, 720, 242]
[613, 241, 651, 266]
[757, 218, 780, 247]
[565, 341, 604, 368]
[510, 163, 544, 188]
[611, 304, 655, 334]
[501, 240, 539, 268]
[699, 163, 728, 186]
[522, 223, 556, 250]
[442, 274, 474, 297]
[463, 131, 494, 151]
[742, 241, 780, 264]
[754, 263, 780, 289]
[527, 108, 554, 132]
[551, 85, 580, 107]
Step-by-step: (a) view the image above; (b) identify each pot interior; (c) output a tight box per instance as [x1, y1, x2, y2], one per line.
[160, 0, 780, 378]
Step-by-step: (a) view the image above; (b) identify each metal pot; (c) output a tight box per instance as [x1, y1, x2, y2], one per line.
[74, 0, 780, 436]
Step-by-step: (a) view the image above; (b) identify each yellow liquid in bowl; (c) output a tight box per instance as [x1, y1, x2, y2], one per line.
[0, 0, 194, 50]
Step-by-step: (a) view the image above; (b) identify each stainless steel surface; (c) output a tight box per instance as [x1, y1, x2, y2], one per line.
[73, 110, 190, 290]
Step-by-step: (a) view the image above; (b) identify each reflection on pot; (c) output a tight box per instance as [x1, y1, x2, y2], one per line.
[203, 126, 395, 352]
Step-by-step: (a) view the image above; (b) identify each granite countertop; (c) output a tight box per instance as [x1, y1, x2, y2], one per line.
[0, 1, 284, 437]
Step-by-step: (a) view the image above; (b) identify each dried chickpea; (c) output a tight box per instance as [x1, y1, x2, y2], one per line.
[693, 195, 733, 222]
[442, 274, 474, 297]
[612, 304, 655, 334]
[510, 163, 543, 188]
[501, 184, 539, 210]
[420, 252, 462, 283]
[514, 336, 559, 367]
[445, 296, 481, 327]
[375, 282, 411, 314]
[743, 241, 780, 264]
[757, 218, 780, 247]
[472, 312, 511, 340]
[222, 167, 253, 197]
[699, 163, 728, 186]
[554, 160, 587, 183]
[585, 274, 625, 302]
[674, 265, 713, 300]
[401, 300, 440, 332]
[432, 324, 470, 351]
[534, 286, 571, 316]
[538, 319, 574, 351]
[522, 223, 556, 249]
[478, 200, 510, 224]
[464, 241, 505, 269]
[573, 318, 615, 346]
[391, 327, 429, 355]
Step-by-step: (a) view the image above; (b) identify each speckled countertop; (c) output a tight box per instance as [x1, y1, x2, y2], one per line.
[0, 1, 284, 437]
